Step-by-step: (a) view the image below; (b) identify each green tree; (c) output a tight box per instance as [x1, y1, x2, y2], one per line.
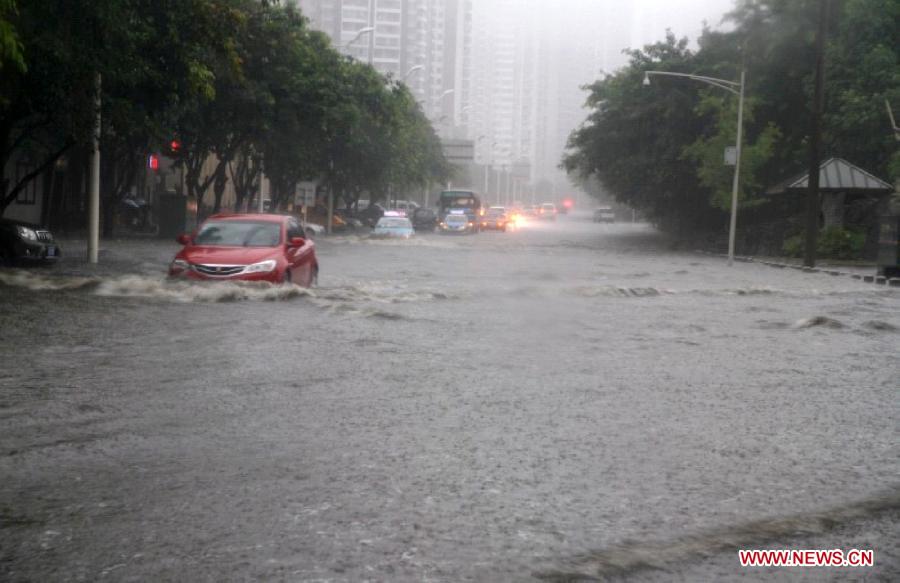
[565, 0, 899, 241]
[682, 93, 782, 211]
[564, 33, 719, 233]
[0, 0, 24, 74]
[0, 0, 101, 214]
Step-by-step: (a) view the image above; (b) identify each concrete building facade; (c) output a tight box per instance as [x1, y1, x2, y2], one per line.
[297, 0, 472, 139]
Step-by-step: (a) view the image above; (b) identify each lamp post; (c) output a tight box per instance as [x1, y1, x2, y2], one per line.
[436, 89, 455, 137]
[87, 73, 101, 264]
[643, 69, 746, 266]
[404, 65, 424, 81]
[342, 26, 374, 49]
[342, 26, 374, 64]
[887, 100, 900, 141]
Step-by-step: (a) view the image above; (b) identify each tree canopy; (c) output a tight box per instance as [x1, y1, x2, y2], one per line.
[564, 0, 899, 237]
[1, 0, 449, 229]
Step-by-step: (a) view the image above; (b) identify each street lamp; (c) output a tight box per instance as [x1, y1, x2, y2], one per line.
[342, 26, 374, 49]
[887, 99, 900, 141]
[342, 26, 375, 64]
[404, 65, 424, 81]
[436, 90, 455, 136]
[643, 69, 746, 266]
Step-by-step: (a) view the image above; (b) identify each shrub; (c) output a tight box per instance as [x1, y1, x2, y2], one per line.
[781, 226, 866, 259]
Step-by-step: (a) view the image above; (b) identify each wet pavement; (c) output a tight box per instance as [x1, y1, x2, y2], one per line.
[1, 214, 898, 581]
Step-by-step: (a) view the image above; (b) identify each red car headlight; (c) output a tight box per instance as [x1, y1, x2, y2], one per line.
[244, 259, 277, 274]
[169, 259, 189, 274]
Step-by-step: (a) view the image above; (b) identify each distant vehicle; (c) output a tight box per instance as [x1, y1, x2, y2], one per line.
[559, 197, 574, 214]
[169, 214, 318, 286]
[522, 205, 539, 219]
[373, 215, 415, 239]
[593, 207, 616, 223]
[481, 207, 511, 231]
[411, 207, 438, 231]
[438, 190, 483, 229]
[506, 207, 523, 225]
[438, 210, 476, 235]
[358, 202, 387, 227]
[0, 218, 61, 266]
[538, 203, 557, 220]
[390, 200, 421, 214]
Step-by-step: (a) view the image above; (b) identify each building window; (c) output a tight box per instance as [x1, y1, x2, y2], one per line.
[15, 162, 37, 205]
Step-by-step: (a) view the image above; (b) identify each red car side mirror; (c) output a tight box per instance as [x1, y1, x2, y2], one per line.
[176, 234, 191, 245]
[287, 236, 306, 247]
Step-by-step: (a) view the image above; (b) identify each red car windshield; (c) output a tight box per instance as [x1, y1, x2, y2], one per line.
[194, 221, 282, 247]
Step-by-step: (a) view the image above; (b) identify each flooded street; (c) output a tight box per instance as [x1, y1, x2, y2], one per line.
[1, 214, 898, 581]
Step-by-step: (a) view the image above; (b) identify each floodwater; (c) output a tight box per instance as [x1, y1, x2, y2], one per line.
[1, 214, 897, 581]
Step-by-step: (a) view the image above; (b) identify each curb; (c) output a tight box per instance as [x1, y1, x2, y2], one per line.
[694, 250, 897, 286]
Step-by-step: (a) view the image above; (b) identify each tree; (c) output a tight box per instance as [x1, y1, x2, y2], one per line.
[168, 0, 251, 219]
[564, 0, 899, 242]
[565, 33, 718, 233]
[682, 93, 782, 212]
[0, 0, 101, 215]
[0, 0, 24, 75]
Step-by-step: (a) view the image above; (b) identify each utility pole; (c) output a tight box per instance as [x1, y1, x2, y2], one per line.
[326, 160, 334, 234]
[258, 171, 266, 213]
[87, 73, 101, 264]
[805, 0, 829, 267]
[727, 69, 746, 267]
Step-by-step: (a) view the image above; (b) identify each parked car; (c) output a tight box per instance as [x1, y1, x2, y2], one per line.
[373, 215, 415, 239]
[593, 207, 616, 223]
[169, 214, 318, 286]
[0, 218, 61, 266]
[390, 200, 421, 214]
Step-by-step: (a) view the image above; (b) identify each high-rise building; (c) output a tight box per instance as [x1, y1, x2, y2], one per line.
[469, 0, 630, 197]
[298, 0, 472, 139]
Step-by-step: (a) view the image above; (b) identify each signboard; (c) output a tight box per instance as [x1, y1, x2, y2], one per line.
[294, 182, 317, 208]
[299, 188, 316, 207]
[441, 140, 475, 163]
[724, 146, 737, 166]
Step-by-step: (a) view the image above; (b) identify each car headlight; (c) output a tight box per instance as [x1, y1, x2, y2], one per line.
[244, 259, 277, 274]
[16, 226, 37, 241]
[169, 259, 190, 273]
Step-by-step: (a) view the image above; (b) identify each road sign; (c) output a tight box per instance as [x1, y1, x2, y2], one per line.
[442, 140, 475, 163]
[724, 146, 737, 166]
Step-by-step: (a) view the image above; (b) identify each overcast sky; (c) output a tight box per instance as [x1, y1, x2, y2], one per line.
[630, 0, 737, 49]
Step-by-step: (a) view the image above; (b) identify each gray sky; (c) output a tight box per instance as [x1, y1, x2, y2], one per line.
[630, 0, 737, 50]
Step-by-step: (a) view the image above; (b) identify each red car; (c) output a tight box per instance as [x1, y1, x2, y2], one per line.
[168, 214, 318, 286]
